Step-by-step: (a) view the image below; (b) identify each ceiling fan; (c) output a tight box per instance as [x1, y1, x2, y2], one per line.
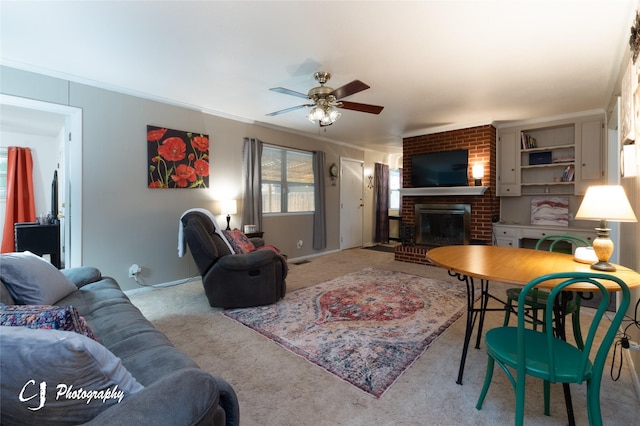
[266, 72, 384, 127]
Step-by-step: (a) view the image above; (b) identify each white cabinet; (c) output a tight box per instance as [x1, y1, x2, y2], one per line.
[494, 225, 518, 247]
[493, 223, 594, 248]
[575, 118, 605, 195]
[496, 114, 604, 197]
[497, 130, 520, 196]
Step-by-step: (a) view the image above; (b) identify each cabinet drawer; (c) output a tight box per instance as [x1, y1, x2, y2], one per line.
[498, 184, 520, 196]
[495, 237, 517, 247]
[494, 227, 517, 237]
[520, 228, 555, 240]
[568, 231, 594, 244]
[520, 228, 593, 242]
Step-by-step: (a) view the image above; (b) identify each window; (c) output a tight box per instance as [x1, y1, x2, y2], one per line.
[261, 146, 315, 213]
[389, 168, 400, 209]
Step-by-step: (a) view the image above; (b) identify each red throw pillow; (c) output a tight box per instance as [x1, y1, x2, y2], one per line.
[223, 229, 255, 254]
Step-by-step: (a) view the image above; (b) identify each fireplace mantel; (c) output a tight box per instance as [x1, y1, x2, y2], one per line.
[400, 186, 488, 196]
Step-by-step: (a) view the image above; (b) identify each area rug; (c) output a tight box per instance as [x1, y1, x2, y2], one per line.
[222, 267, 470, 398]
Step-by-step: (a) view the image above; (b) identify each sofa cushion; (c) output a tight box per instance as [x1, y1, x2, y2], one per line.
[60, 266, 102, 288]
[1, 280, 16, 305]
[56, 278, 201, 385]
[0, 326, 143, 426]
[0, 251, 77, 305]
[223, 229, 255, 254]
[0, 305, 96, 341]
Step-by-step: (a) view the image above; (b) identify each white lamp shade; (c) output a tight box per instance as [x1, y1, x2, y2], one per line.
[472, 164, 484, 179]
[575, 185, 637, 222]
[220, 199, 237, 215]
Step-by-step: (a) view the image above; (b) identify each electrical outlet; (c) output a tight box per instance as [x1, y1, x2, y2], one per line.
[128, 264, 141, 278]
[297, 240, 303, 249]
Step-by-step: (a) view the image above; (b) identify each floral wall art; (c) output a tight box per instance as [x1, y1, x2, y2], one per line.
[147, 125, 209, 188]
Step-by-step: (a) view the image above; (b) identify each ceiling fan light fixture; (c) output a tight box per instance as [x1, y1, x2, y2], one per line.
[328, 106, 341, 122]
[320, 114, 333, 126]
[312, 106, 325, 121]
[307, 101, 341, 127]
[269, 71, 382, 125]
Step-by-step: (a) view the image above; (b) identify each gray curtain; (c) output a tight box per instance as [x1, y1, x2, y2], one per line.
[374, 163, 389, 243]
[398, 167, 403, 217]
[312, 151, 327, 249]
[242, 138, 263, 231]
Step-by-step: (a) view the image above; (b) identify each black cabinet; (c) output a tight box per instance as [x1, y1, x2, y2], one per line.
[14, 222, 61, 269]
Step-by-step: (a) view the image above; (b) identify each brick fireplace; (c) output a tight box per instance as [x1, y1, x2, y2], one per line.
[395, 125, 498, 265]
[415, 203, 471, 246]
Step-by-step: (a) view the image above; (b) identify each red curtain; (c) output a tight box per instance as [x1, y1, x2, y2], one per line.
[1, 147, 36, 253]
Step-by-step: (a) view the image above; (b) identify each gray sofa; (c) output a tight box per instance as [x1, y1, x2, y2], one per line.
[0, 263, 239, 426]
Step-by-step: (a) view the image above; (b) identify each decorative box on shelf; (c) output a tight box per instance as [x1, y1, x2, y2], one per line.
[528, 151, 553, 165]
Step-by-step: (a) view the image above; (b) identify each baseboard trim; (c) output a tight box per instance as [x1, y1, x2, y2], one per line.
[124, 276, 200, 296]
[286, 249, 341, 264]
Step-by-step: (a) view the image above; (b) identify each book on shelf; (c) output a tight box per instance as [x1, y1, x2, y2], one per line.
[561, 165, 575, 182]
[521, 133, 537, 149]
[553, 156, 575, 163]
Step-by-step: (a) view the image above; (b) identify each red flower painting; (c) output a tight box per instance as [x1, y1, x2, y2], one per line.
[147, 125, 210, 188]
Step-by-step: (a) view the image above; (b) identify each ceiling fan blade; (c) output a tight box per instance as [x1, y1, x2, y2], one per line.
[339, 101, 384, 115]
[266, 104, 308, 116]
[269, 87, 309, 99]
[330, 80, 370, 100]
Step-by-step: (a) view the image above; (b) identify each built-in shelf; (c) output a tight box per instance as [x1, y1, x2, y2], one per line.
[400, 186, 488, 196]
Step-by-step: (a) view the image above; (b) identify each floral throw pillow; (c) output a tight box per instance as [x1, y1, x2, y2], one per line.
[223, 229, 255, 254]
[0, 304, 97, 341]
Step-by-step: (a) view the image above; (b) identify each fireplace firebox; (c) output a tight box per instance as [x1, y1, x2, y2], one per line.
[414, 203, 471, 246]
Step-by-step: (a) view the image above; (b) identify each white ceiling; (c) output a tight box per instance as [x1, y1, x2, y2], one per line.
[1, 1, 636, 153]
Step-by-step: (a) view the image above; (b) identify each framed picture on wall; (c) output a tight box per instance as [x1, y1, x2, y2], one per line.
[530, 196, 569, 227]
[147, 126, 210, 189]
[621, 59, 635, 144]
[634, 62, 640, 142]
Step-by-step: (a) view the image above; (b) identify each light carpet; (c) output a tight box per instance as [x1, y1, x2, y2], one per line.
[223, 268, 469, 398]
[128, 248, 640, 425]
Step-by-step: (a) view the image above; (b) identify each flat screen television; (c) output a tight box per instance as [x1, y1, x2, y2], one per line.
[411, 149, 469, 187]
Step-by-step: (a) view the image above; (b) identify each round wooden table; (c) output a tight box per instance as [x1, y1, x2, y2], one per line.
[427, 245, 640, 425]
[428, 245, 640, 291]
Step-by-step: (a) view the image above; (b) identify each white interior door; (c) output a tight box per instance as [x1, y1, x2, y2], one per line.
[340, 158, 364, 249]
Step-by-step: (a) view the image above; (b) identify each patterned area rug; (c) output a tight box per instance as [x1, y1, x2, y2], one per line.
[223, 268, 469, 398]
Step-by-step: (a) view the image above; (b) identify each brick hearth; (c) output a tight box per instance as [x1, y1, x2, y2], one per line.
[395, 125, 498, 264]
[394, 245, 433, 265]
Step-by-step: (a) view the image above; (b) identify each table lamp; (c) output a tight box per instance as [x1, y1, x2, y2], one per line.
[575, 185, 637, 271]
[221, 199, 237, 231]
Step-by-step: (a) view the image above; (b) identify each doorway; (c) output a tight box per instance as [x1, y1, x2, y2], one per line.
[0, 94, 83, 267]
[339, 158, 364, 249]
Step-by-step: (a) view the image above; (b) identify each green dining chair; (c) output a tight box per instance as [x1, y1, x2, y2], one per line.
[477, 272, 630, 426]
[503, 235, 591, 347]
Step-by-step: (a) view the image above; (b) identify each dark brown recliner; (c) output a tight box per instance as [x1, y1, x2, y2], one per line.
[181, 211, 287, 308]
